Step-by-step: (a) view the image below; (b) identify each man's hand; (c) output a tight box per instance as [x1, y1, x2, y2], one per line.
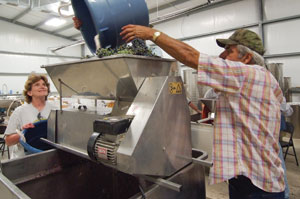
[22, 123, 35, 130]
[121, 24, 199, 69]
[120, 24, 154, 43]
[72, 16, 82, 30]
[189, 102, 202, 114]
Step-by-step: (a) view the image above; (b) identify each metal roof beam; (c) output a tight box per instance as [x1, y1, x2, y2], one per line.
[148, 0, 187, 14]
[69, 32, 81, 39]
[150, 0, 241, 25]
[0, 72, 46, 76]
[0, 50, 81, 59]
[0, 16, 76, 41]
[33, 17, 49, 29]
[51, 39, 85, 52]
[11, 0, 33, 23]
[32, 0, 60, 8]
[52, 23, 73, 33]
[12, 7, 31, 23]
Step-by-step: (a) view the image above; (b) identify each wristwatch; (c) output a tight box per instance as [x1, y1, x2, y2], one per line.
[153, 31, 161, 42]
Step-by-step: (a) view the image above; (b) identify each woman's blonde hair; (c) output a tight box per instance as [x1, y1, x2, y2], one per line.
[23, 74, 50, 103]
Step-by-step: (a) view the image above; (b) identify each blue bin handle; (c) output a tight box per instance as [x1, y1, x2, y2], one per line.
[19, 132, 43, 154]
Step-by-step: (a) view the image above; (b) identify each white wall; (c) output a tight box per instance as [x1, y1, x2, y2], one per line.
[0, 20, 82, 94]
[154, 0, 259, 39]
[152, 0, 300, 93]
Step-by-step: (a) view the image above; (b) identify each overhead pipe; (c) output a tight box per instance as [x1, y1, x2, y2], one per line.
[50, 39, 85, 52]
[150, 0, 240, 25]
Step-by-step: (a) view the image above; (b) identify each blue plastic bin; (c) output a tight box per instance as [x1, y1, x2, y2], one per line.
[71, 0, 149, 53]
[19, 120, 53, 154]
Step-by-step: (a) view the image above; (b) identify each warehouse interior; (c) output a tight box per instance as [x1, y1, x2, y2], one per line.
[0, 0, 299, 198]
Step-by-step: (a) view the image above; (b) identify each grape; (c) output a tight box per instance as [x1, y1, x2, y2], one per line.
[96, 39, 158, 58]
[96, 48, 115, 58]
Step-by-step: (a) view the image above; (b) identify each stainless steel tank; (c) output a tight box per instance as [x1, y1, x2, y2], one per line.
[0, 149, 207, 199]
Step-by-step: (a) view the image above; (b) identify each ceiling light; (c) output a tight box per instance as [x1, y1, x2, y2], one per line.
[45, 18, 66, 27]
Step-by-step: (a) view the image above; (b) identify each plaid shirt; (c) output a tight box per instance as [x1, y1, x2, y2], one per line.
[198, 53, 285, 192]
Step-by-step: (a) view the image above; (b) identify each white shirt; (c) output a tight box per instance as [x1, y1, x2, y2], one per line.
[5, 101, 54, 158]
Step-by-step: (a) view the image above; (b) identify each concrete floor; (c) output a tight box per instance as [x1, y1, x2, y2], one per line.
[205, 138, 300, 199]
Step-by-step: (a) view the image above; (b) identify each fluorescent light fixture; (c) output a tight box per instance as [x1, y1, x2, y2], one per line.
[45, 18, 66, 27]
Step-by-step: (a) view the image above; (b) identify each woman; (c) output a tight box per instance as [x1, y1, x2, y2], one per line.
[5, 74, 53, 158]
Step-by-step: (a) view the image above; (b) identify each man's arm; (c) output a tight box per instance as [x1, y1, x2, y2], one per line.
[120, 25, 200, 69]
[189, 102, 201, 114]
[281, 96, 293, 117]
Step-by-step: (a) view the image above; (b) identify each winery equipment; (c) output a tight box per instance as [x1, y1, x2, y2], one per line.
[44, 55, 194, 176]
[0, 55, 210, 199]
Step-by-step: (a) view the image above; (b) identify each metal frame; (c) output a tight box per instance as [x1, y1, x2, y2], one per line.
[51, 23, 74, 34]
[148, 0, 195, 14]
[11, 7, 32, 23]
[1, 0, 299, 58]
[0, 0, 76, 40]
[178, 23, 258, 42]
[150, 0, 242, 25]
[0, 50, 81, 59]
[151, 0, 300, 60]
[0, 16, 75, 41]
[0, 72, 45, 76]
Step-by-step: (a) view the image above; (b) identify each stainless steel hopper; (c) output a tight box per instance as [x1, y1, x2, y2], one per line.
[43, 55, 177, 101]
[42, 55, 192, 177]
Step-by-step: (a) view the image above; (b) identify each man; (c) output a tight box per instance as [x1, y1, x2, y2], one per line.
[187, 96, 201, 114]
[120, 25, 285, 198]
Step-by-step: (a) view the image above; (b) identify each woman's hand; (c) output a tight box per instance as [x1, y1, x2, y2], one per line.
[22, 123, 35, 130]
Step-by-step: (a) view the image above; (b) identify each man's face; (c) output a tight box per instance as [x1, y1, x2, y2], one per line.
[219, 45, 241, 61]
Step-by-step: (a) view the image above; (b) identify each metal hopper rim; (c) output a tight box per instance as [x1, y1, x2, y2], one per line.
[41, 54, 176, 68]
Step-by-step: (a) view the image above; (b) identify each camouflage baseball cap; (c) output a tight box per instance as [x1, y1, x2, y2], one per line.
[216, 29, 265, 55]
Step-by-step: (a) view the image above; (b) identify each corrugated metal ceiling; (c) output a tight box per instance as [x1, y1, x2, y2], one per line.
[0, 0, 215, 41]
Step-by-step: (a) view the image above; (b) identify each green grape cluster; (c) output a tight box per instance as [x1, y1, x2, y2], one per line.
[96, 48, 115, 57]
[96, 39, 158, 58]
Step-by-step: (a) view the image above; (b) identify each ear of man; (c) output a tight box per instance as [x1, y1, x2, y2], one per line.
[241, 53, 253, 64]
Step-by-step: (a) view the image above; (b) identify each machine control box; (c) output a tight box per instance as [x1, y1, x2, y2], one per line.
[93, 116, 133, 135]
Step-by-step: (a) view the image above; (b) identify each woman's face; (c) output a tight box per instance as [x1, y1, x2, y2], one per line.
[27, 79, 48, 98]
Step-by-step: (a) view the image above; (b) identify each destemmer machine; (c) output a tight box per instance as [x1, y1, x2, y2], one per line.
[0, 55, 211, 199]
